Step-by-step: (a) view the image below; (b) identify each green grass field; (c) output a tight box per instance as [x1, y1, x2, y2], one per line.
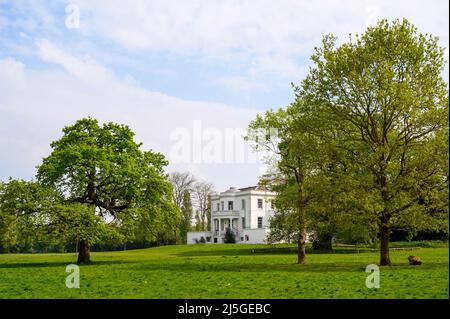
[0, 244, 448, 299]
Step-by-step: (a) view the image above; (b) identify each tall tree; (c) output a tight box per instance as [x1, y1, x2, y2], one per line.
[180, 190, 193, 244]
[298, 19, 449, 265]
[36, 118, 176, 263]
[247, 103, 323, 264]
[194, 211, 201, 232]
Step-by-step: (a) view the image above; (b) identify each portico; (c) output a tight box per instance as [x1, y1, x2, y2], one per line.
[213, 217, 239, 236]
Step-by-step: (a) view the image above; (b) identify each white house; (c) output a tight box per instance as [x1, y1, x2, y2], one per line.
[187, 186, 276, 244]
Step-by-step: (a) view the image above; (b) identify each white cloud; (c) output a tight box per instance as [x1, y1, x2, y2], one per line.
[214, 75, 265, 92]
[216, 54, 306, 90]
[72, 1, 448, 51]
[63, 0, 448, 86]
[0, 57, 25, 85]
[0, 42, 267, 191]
[2, 1, 448, 93]
[37, 39, 115, 84]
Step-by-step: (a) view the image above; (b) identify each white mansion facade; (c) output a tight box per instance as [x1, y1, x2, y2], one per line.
[187, 186, 276, 244]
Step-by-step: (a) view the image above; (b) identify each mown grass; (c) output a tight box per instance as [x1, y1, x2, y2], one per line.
[0, 243, 448, 299]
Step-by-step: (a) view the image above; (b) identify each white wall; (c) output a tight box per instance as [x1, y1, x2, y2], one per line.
[248, 194, 274, 229]
[241, 228, 269, 244]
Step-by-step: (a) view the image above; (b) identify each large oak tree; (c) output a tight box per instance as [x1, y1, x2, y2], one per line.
[37, 118, 177, 263]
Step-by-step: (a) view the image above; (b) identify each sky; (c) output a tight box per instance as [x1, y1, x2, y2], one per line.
[0, 0, 448, 192]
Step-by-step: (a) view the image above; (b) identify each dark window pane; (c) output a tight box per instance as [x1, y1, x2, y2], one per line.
[257, 199, 263, 209]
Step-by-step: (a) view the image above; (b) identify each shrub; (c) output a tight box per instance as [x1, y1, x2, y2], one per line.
[223, 228, 236, 244]
[194, 237, 206, 244]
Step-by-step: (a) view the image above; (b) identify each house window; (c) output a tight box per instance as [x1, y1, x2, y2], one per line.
[216, 203, 220, 211]
[228, 201, 233, 210]
[241, 199, 246, 210]
[242, 217, 245, 229]
[257, 198, 263, 209]
[258, 217, 263, 228]
[206, 237, 211, 242]
[245, 235, 249, 241]
[214, 238, 218, 243]
[221, 201, 224, 211]
[241, 237, 244, 241]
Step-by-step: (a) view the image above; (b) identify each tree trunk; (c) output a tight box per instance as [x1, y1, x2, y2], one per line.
[77, 240, 91, 264]
[297, 225, 307, 264]
[380, 224, 391, 266]
[379, 172, 391, 266]
[296, 172, 307, 265]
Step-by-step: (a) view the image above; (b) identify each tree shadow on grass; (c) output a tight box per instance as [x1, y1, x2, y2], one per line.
[176, 247, 377, 257]
[0, 260, 134, 269]
[178, 248, 257, 257]
[130, 260, 449, 273]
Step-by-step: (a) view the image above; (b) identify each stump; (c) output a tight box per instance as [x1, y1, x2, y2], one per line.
[408, 255, 422, 265]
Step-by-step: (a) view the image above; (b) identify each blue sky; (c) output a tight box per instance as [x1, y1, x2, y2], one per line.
[0, 0, 448, 191]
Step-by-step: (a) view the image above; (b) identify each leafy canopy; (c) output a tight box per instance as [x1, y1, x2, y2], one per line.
[37, 117, 172, 218]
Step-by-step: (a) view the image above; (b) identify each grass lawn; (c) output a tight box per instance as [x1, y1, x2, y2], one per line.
[0, 243, 448, 299]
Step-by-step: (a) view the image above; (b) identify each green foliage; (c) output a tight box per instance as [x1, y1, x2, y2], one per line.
[297, 18, 449, 264]
[247, 105, 317, 262]
[36, 117, 171, 217]
[35, 118, 179, 249]
[335, 221, 377, 246]
[0, 179, 61, 252]
[194, 211, 201, 231]
[223, 228, 236, 244]
[1, 118, 179, 255]
[179, 190, 193, 244]
[0, 179, 116, 252]
[46, 203, 111, 247]
[248, 99, 356, 257]
[250, 19, 448, 264]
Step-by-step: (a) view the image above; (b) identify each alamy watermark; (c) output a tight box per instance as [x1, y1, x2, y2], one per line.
[65, 264, 80, 288]
[65, 3, 80, 29]
[169, 120, 278, 168]
[365, 264, 380, 289]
